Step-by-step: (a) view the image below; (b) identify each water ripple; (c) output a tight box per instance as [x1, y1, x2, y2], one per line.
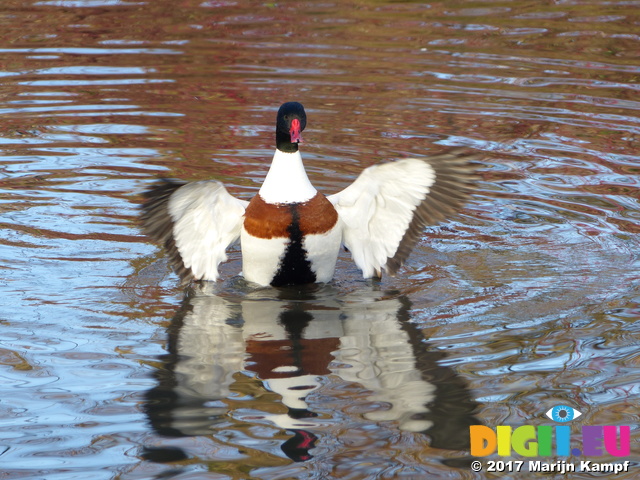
[1, 0, 639, 478]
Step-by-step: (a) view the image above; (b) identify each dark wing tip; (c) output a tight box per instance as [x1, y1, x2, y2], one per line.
[385, 149, 482, 275]
[140, 178, 194, 285]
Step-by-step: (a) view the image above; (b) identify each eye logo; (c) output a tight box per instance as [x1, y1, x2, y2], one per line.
[545, 405, 582, 423]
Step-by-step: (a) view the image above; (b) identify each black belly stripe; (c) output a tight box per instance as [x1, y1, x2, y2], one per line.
[271, 205, 316, 287]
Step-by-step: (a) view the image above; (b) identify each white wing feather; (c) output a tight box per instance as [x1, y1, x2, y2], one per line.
[168, 181, 248, 281]
[329, 159, 436, 278]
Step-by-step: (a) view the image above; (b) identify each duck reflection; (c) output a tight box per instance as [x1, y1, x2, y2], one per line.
[144, 283, 479, 462]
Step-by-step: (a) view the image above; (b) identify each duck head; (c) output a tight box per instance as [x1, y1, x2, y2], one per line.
[276, 102, 307, 153]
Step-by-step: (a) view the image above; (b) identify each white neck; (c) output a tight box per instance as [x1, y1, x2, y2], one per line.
[258, 149, 317, 204]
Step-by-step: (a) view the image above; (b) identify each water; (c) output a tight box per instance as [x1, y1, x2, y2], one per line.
[1, 0, 639, 478]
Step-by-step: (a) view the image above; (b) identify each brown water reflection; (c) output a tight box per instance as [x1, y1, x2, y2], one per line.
[1, 0, 639, 479]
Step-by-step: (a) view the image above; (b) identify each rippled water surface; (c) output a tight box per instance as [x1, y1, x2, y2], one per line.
[1, 0, 639, 479]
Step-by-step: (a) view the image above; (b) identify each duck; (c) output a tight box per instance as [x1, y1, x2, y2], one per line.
[141, 102, 479, 287]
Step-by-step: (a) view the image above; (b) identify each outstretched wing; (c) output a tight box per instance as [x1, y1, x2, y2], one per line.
[328, 149, 480, 278]
[140, 179, 248, 284]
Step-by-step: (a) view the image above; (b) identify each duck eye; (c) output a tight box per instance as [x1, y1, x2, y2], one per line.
[545, 405, 582, 422]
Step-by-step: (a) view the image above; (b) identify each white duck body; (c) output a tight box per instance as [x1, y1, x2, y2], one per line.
[240, 149, 342, 286]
